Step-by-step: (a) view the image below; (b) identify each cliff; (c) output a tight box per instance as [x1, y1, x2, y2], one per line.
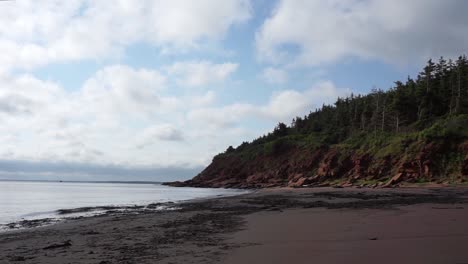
[167, 116, 468, 188]
[165, 57, 468, 189]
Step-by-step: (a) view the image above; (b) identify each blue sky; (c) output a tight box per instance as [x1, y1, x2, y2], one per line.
[0, 0, 466, 181]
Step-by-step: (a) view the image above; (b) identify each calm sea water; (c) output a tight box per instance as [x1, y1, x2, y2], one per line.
[0, 181, 247, 226]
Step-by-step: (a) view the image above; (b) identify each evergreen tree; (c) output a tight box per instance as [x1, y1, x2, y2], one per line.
[243, 55, 468, 150]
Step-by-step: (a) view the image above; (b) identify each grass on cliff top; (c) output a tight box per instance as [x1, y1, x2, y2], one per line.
[338, 114, 468, 157]
[217, 114, 468, 162]
[419, 114, 468, 140]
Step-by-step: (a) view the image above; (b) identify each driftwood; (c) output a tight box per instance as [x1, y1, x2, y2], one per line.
[43, 240, 72, 250]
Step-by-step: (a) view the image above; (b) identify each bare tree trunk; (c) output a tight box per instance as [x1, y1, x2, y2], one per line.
[456, 66, 461, 113]
[449, 74, 454, 114]
[360, 113, 365, 131]
[417, 104, 421, 121]
[374, 92, 380, 137]
[353, 101, 358, 129]
[396, 115, 399, 133]
[426, 75, 430, 93]
[381, 96, 386, 132]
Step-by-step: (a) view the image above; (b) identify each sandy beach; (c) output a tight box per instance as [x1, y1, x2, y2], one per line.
[1, 187, 468, 264]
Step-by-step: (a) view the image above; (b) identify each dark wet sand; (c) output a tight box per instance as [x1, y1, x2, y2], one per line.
[1, 187, 468, 264]
[224, 204, 468, 264]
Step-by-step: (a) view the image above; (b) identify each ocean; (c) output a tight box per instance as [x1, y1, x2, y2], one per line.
[0, 180, 247, 227]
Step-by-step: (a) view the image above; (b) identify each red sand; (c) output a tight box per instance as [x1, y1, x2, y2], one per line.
[223, 204, 468, 264]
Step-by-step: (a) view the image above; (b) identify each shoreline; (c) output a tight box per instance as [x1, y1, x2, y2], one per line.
[1, 190, 250, 232]
[0, 184, 455, 232]
[1, 187, 467, 263]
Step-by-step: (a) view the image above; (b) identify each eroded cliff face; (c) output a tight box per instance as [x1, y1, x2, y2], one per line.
[167, 139, 468, 189]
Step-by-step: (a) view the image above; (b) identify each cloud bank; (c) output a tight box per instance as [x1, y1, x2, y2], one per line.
[256, 0, 468, 66]
[0, 0, 252, 72]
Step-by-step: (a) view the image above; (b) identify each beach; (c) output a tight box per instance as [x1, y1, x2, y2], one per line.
[1, 187, 468, 264]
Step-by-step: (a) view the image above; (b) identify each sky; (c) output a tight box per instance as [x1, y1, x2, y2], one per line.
[0, 0, 467, 182]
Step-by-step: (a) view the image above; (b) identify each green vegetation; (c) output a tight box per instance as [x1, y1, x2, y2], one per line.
[220, 56, 468, 162]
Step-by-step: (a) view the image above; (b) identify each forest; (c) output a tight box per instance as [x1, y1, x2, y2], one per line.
[227, 56, 468, 155]
[172, 55, 468, 188]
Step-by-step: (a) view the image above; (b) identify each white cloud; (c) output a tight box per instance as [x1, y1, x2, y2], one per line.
[260, 81, 347, 120]
[187, 80, 348, 128]
[0, 65, 169, 165]
[167, 61, 239, 87]
[0, 0, 252, 72]
[191, 91, 217, 107]
[0, 62, 243, 167]
[145, 0, 252, 47]
[187, 103, 254, 129]
[0, 74, 64, 106]
[261, 67, 288, 84]
[137, 124, 184, 149]
[256, 0, 468, 66]
[81, 65, 166, 116]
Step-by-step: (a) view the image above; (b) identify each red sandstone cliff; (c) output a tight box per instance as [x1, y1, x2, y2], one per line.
[167, 139, 468, 189]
